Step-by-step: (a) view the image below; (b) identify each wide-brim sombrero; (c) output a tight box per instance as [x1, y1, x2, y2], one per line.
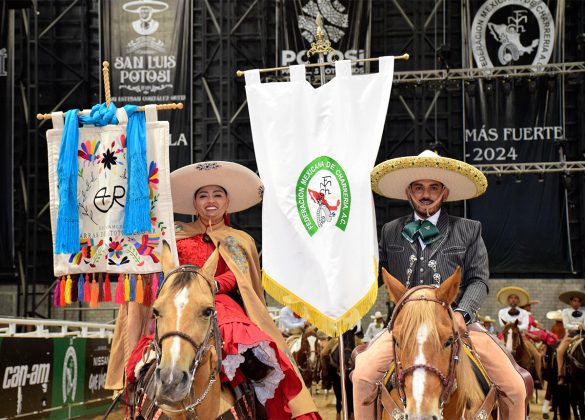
[559, 290, 585, 305]
[171, 161, 263, 215]
[370, 311, 386, 319]
[546, 310, 563, 321]
[497, 286, 530, 307]
[371, 150, 488, 201]
[122, 0, 169, 13]
[482, 315, 495, 323]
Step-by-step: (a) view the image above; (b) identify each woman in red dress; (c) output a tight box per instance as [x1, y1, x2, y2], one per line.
[170, 161, 319, 419]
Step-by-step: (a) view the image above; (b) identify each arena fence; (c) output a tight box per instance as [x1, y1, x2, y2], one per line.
[0, 317, 115, 418]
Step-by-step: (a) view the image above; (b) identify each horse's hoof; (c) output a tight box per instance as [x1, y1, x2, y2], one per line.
[543, 414, 549, 419]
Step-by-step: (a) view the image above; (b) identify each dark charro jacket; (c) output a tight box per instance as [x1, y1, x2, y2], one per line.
[379, 210, 489, 319]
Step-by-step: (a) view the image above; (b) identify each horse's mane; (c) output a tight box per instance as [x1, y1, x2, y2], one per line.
[395, 298, 485, 413]
[165, 268, 211, 294]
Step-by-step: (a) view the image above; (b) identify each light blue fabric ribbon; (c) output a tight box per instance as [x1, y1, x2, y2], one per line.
[54, 103, 151, 253]
[55, 109, 81, 253]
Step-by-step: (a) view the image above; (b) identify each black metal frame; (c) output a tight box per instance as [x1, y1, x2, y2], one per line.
[10, 0, 585, 317]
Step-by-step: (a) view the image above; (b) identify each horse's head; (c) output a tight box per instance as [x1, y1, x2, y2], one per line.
[383, 267, 462, 419]
[502, 320, 522, 354]
[302, 328, 319, 368]
[153, 241, 220, 407]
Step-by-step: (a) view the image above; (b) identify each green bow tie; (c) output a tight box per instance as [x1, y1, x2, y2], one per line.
[402, 219, 442, 246]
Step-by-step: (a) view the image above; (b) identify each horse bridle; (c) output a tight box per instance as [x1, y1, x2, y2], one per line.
[389, 285, 461, 414]
[503, 324, 521, 356]
[151, 265, 223, 417]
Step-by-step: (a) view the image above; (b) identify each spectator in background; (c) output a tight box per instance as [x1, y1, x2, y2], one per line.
[547, 309, 565, 340]
[556, 291, 585, 385]
[481, 315, 496, 334]
[278, 306, 306, 336]
[363, 311, 386, 343]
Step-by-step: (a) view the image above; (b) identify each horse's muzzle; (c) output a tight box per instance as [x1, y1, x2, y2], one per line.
[154, 367, 190, 404]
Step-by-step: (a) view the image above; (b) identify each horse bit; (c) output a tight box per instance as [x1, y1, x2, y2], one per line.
[151, 265, 223, 419]
[389, 285, 461, 416]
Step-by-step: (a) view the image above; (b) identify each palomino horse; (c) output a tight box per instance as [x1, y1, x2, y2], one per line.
[146, 242, 254, 419]
[501, 321, 536, 384]
[379, 267, 496, 420]
[287, 328, 321, 388]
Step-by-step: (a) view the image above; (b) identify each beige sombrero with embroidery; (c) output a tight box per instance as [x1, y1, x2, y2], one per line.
[497, 286, 530, 307]
[371, 150, 487, 201]
[171, 161, 263, 215]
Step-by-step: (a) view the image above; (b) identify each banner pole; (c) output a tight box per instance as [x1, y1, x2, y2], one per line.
[338, 332, 349, 420]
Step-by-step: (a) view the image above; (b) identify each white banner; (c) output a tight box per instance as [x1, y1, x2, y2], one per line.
[46, 107, 176, 276]
[245, 58, 394, 336]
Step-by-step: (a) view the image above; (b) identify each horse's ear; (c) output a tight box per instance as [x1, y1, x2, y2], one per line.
[514, 319, 520, 326]
[160, 240, 176, 275]
[436, 266, 461, 305]
[382, 267, 408, 304]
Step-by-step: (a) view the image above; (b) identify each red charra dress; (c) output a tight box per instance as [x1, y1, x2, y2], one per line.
[176, 235, 305, 419]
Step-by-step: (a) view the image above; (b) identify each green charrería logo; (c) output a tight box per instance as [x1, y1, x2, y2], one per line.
[296, 156, 351, 236]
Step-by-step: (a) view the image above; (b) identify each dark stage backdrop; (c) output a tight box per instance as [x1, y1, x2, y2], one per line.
[276, 0, 371, 80]
[464, 0, 572, 274]
[0, 5, 14, 270]
[101, 0, 192, 171]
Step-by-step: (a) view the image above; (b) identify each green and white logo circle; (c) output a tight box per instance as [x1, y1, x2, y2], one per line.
[296, 156, 351, 236]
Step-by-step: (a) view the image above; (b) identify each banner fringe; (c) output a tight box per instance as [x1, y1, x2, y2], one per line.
[262, 270, 378, 337]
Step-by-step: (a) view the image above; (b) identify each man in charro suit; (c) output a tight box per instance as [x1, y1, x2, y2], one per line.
[352, 150, 528, 419]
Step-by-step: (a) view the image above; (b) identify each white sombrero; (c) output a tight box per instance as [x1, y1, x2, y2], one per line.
[559, 290, 585, 305]
[481, 315, 496, 323]
[546, 310, 563, 321]
[122, 0, 169, 13]
[496, 286, 530, 307]
[371, 150, 488, 201]
[171, 161, 263, 215]
[370, 311, 386, 319]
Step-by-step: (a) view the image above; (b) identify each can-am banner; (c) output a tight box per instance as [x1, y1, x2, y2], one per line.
[277, 0, 371, 81]
[464, 0, 572, 274]
[101, 0, 192, 170]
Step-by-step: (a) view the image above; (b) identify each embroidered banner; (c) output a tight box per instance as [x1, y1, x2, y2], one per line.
[245, 59, 394, 336]
[46, 107, 177, 276]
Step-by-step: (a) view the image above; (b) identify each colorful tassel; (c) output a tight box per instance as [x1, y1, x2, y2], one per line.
[104, 273, 112, 302]
[84, 274, 91, 303]
[136, 274, 144, 304]
[129, 275, 136, 302]
[151, 272, 160, 298]
[77, 274, 84, 302]
[98, 273, 104, 302]
[71, 275, 78, 302]
[143, 274, 152, 306]
[124, 274, 130, 302]
[53, 278, 61, 307]
[90, 276, 99, 308]
[65, 275, 72, 304]
[59, 276, 66, 306]
[115, 273, 125, 304]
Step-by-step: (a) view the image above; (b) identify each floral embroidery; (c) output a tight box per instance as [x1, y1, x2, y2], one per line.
[78, 139, 100, 163]
[225, 236, 249, 273]
[148, 161, 159, 199]
[195, 162, 221, 171]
